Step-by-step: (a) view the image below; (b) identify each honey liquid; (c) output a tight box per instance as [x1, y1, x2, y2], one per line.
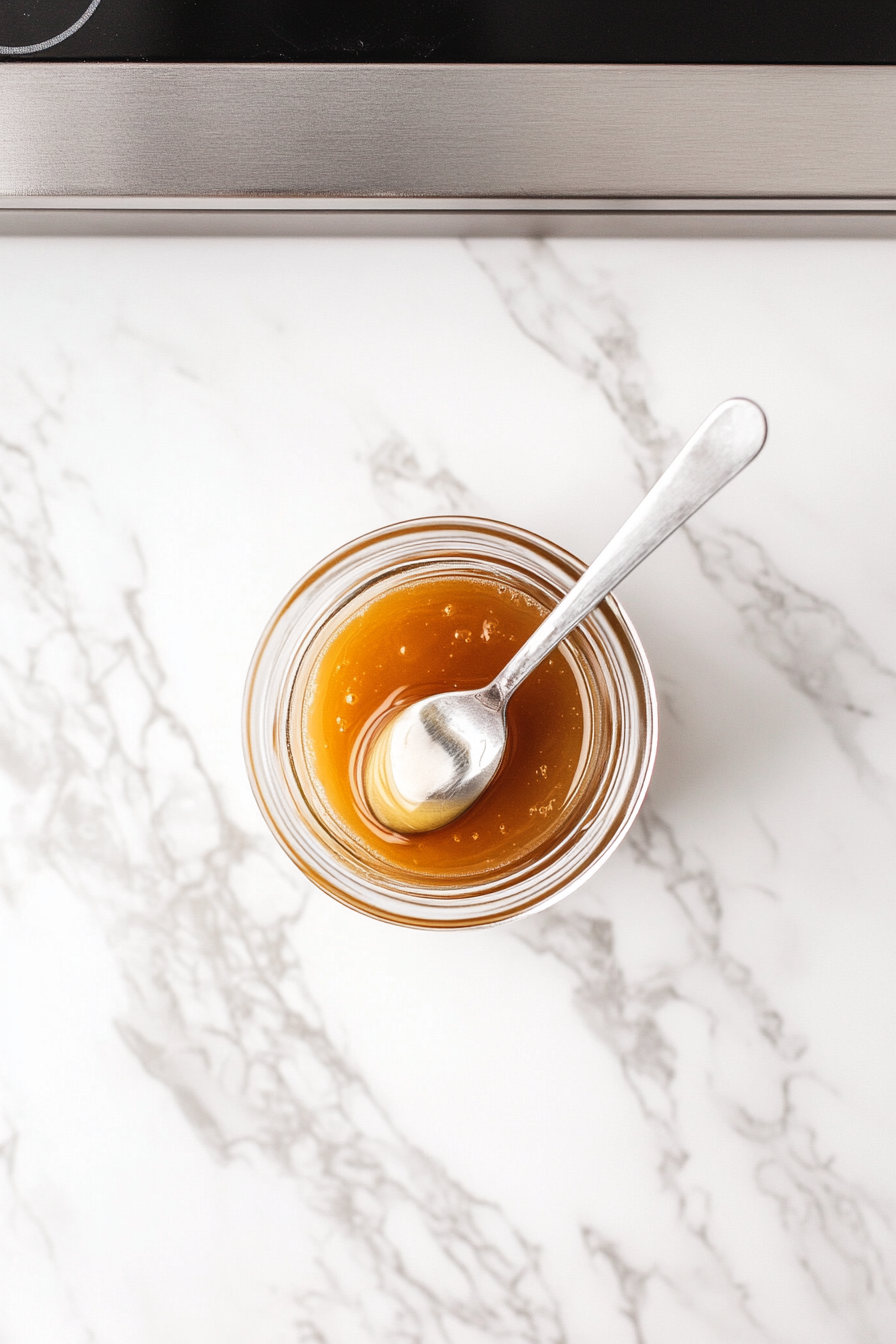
[293, 573, 601, 879]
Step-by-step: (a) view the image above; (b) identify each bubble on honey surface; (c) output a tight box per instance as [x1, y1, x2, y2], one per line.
[472, 832, 479, 840]
[481, 619, 497, 642]
[442, 604, 455, 616]
[399, 645, 406, 655]
[454, 629, 472, 643]
[345, 693, 356, 704]
[538, 764, 548, 778]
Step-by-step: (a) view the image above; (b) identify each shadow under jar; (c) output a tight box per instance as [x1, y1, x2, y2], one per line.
[243, 516, 657, 928]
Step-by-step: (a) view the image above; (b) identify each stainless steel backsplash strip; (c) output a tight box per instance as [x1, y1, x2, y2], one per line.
[3, 65, 896, 234]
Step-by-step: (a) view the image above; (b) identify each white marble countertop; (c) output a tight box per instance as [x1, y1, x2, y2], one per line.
[1, 235, 895, 1344]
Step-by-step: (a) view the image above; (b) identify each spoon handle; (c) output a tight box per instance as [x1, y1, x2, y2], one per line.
[490, 398, 767, 707]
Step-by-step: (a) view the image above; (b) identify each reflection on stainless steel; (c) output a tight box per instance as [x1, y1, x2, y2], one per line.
[364, 398, 768, 833]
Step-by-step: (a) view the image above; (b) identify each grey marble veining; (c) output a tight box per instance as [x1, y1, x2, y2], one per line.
[0, 236, 894, 1343]
[470, 239, 896, 1341]
[0, 375, 561, 1340]
[467, 240, 896, 782]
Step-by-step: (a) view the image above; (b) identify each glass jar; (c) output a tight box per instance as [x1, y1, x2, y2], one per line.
[243, 516, 657, 928]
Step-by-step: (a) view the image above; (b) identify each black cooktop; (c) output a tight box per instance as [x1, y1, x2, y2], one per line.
[2, 0, 894, 63]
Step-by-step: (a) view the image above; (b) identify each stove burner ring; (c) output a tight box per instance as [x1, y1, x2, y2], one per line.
[0, 0, 103, 55]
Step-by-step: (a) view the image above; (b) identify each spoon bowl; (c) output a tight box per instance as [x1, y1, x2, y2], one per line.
[364, 688, 507, 833]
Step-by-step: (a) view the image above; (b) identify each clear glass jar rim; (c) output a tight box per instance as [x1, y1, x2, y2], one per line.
[243, 516, 657, 929]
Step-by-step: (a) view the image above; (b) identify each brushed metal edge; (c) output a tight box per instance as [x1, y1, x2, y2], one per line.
[4, 64, 896, 204]
[3, 208, 896, 237]
[4, 197, 896, 213]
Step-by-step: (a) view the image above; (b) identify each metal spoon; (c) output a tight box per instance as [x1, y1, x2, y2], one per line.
[364, 398, 767, 834]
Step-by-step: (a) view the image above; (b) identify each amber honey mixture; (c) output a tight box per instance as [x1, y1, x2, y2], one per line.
[293, 572, 604, 879]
